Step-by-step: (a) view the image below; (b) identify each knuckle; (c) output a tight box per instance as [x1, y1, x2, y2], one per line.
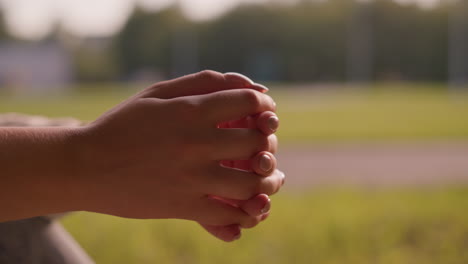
[196, 70, 223, 82]
[149, 81, 167, 90]
[273, 182, 281, 195]
[273, 175, 283, 194]
[143, 81, 169, 98]
[241, 89, 262, 110]
[258, 177, 277, 195]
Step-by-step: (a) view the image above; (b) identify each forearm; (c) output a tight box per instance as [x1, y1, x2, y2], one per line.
[0, 127, 86, 222]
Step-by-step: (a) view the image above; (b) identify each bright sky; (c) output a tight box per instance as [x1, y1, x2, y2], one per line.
[0, 0, 440, 40]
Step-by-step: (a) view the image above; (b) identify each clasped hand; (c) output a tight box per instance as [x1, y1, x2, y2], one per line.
[79, 71, 284, 242]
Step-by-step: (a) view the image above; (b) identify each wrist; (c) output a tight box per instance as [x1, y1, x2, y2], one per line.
[67, 124, 119, 214]
[38, 126, 93, 214]
[64, 125, 103, 213]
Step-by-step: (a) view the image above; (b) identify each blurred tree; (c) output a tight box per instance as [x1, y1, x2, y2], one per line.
[199, 5, 287, 81]
[286, 0, 348, 81]
[372, 0, 448, 81]
[112, 0, 453, 83]
[199, 0, 349, 82]
[115, 7, 190, 80]
[347, 1, 374, 83]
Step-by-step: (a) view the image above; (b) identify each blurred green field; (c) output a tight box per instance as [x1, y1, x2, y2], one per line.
[62, 188, 468, 264]
[2, 83, 468, 263]
[1, 83, 468, 143]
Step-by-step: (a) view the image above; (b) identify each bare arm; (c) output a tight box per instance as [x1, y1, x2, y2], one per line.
[0, 127, 86, 221]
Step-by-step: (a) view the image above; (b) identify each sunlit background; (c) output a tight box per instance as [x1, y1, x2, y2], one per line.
[1, 0, 468, 263]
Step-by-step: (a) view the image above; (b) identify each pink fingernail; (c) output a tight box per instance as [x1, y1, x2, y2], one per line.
[268, 116, 279, 133]
[252, 83, 269, 93]
[259, 154, 273, 172]
[280, 171, 286, 185]
[261, 198, 271, 214]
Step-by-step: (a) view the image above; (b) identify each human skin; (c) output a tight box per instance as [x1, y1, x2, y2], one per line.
[0, 71, 283, 242]
[202, 108, 281, 241]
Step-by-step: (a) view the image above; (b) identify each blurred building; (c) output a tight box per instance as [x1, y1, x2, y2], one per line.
[0, 42, 73, 94]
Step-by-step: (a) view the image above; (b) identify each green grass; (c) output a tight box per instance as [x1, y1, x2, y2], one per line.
[273, 85, 468, 143]
[62, 187, 468, 264]
[1, 83, 468, 143]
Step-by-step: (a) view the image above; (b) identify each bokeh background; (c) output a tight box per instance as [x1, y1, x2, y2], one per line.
[1, 0, 468, 263]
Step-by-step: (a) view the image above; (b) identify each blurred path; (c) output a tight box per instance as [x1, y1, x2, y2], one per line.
[277, 142, 468, 188]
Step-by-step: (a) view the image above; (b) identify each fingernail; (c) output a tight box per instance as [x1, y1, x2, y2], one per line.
[261, 198, 271, 214]
[268, 116, 279, 133]
[224, 72, 254, 87]
[233, 231, 242, 241]
[260, 213, 269, 221]
[252, 83, 269, 93]
[280, 171, 286, 185]
[259, 154, 273, 172]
